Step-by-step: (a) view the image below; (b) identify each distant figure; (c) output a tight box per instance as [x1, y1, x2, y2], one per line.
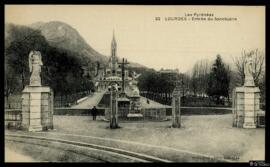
[91, 106, 97, 120]
[147, 99, 150, 104]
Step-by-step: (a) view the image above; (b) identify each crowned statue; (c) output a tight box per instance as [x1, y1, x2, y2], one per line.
[29, 51, 43, 86]
[244, 51, 255, 87]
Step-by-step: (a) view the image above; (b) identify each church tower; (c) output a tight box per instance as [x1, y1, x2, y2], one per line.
[111, 31, 118, 76]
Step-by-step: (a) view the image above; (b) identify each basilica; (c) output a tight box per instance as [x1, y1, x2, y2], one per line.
[94, 33, 171, 120]
[95, 33, 142, 117]
[95, 33, 132, 92]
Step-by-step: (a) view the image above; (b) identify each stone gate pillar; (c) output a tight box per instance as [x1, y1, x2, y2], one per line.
[110, 88, 119, 129]
[232, 86, 260, 128]
[172, 89, 181, 128]
[21, 86, 54, 131]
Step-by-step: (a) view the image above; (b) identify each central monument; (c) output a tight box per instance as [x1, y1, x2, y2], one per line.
[21, 51, 54, 132]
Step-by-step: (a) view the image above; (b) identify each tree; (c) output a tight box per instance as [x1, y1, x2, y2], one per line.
[137, 69, 176, 104]
[258, 72, 265, 109]
[4, 61, 20, 107]
[190, 63, 199, 96]
[233, 49, 265, 86]
[5, 24, 96, 99]
[5, 24, 49, 89]
[207, 55, 230, 104]
[190, 59, 210, 96]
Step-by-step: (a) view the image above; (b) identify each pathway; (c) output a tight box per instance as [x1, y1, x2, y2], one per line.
[140, 96, 171, 109]
[70, 91, 106, 109]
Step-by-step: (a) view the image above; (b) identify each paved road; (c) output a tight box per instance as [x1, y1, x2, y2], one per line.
[71, 91, 106, 109]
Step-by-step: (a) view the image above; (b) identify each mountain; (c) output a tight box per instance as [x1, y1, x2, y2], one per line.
[29, 21, 108, 64]
[5, 24, 12, 48]
[29, 21, 146, 68]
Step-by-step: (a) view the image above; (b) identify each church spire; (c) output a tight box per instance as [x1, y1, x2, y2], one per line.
[111, 30, 117, 50]
[111, 30, 117, 57]
[110, 30, 118, 76]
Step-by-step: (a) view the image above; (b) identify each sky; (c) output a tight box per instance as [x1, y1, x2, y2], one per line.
[5, 5, 265, 73]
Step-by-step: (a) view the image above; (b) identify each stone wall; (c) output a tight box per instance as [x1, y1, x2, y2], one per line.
[143, 108, 167, 121]
[54, 108, 105, 115]
[104, 108, 167, 121]
[5, 109, 22, 129]
[21, 93, 30, 129]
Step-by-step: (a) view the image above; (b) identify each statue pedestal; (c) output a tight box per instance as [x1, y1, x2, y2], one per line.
[232, 86, 260, 128]
[21, 86, 54, 132]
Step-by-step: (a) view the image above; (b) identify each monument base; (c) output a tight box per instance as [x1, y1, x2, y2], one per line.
[28, 125, 43, 132]
[243, 122, 256, 129]
[232, 86, 260, 129]
[21, 86, 54, 132]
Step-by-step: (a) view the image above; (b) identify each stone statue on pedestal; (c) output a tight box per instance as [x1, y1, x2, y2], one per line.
[21, 50, 53, 132]
[232, 51, 260, 129]
[244, 52, 255, 87]
[29, 51, 43, 86]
